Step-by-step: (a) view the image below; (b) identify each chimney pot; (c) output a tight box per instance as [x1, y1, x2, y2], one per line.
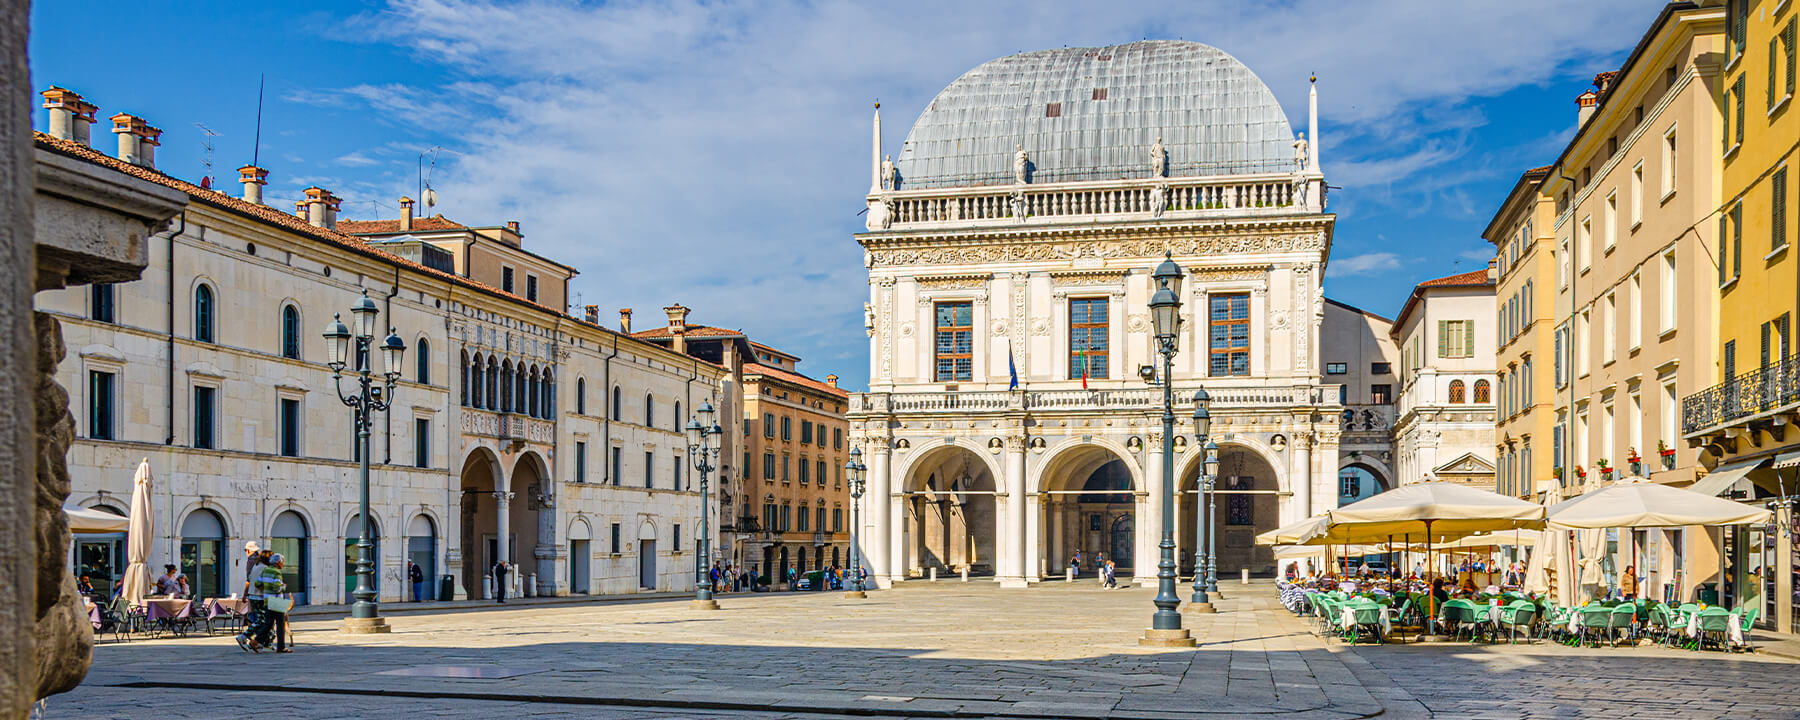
[1576, 90, 1599, 127]
[663, 304, 691, 354]
[41, 87, 97, 144]
[583, 304, 599, 324]
[238, 165, 268, 205]
[398, 196, 414, 231]
[619, 308, 633, 334]
[826, 374, 839, 388]
[505, 220, 520, 235]
[303, 186, 339, 229]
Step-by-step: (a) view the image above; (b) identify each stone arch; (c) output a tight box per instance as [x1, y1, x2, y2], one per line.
[1033, 435, 1141, 493]
[894, 441, 1000, 578]
[510, 449, 553, 593]
[1034, 437, 1142, 576]
[457, 444, 505, 596]
[1177, 441, 1283, 578]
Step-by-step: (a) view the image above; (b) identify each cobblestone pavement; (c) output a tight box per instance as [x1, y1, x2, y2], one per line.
[36, 581, 1800, 719]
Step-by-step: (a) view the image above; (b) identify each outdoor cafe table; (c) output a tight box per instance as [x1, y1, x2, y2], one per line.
[141, 597, 191, 622]
[207, 597, 250, 615]
[1685, 608, 1745, 646]
[81, 598, 99, 629]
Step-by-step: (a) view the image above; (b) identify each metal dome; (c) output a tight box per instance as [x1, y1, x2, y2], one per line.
[894, 40, 1296, 189]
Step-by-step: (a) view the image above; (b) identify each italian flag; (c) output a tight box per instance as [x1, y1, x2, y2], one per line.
[1076, 346, 1089, 389]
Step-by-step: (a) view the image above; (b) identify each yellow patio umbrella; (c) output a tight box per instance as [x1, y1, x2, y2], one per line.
[1254, 514, 1332, 546]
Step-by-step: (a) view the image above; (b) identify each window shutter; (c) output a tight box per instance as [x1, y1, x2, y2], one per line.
[1734, 205, 1744, 278]
[1725, 340, 1737, 380]
[1775, 169, 1789, 251]
[1763, 321, 1772, 368]
[1437, 320, 1448, 358]
[1735, 76, 1746, 146]
[1463, 321, 1475, 358]
[1773, 36, 1781, 110]
[1720, 214, 1731, 284]
[1787, 19, 1797, 97]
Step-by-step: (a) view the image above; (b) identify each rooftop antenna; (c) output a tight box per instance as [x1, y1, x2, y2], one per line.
[252, 74, 264, 167]
[195, 123, 220, 188]
[419, 146, 442, 209]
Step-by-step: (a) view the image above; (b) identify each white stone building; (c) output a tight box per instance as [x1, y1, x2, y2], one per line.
[849, 41, 1363, 587]
[1322, 300, 1400, 504]
[1390, 267, 1499, 490]
[39, 88, 725, 606]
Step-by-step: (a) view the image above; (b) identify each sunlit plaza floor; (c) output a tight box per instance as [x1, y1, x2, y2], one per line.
[38, 580, 1800, 719]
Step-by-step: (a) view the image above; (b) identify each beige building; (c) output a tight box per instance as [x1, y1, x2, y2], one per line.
[41, 87, 727, 607]
[1486, 167, 1559, 499]
[1541, 3, 1726, 603]
[1321, 300, 1399, 504]
[1391, 268, 1499, 491]
[850, 41, 1347, 587]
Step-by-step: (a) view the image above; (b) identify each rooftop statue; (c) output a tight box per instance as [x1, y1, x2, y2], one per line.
[1013, 145, 1029, 184]
[1293, 132, 1310, 171]
[1150, 136, 1166, 178]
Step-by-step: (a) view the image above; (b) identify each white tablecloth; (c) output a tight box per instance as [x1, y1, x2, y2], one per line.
[1684, 611, 1745, 646]
[1341, 606, 1392, 635]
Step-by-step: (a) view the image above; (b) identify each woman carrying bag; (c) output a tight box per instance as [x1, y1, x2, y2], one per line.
[264, 554, 294, 653]
[237, 552, 288, 653]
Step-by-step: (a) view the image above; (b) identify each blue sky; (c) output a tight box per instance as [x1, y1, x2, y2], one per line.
[30, 0, 1666, 390]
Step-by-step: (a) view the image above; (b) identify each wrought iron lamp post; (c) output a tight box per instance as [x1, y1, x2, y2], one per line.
[1140, 253, 1196, 647]
[1202, 440, 1222, 600]
[685, 401, 723, 610]
[845, 447, 868, 598]
[324, 290, 405, 634]
[1188, 391, 1216, 612]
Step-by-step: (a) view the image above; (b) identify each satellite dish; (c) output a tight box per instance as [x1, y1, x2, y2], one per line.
[422, 187, 438, 208]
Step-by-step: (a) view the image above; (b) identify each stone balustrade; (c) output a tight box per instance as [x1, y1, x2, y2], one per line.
[852, 383, 1333, 415]
[463, 408, 556, 445]
[874, 173, 1322, 231]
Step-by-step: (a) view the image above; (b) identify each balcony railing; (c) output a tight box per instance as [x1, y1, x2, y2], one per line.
[461, 409, 556, 444]
[1682, 353, 1800, 436]
[872, 173, 1322, 231]
[852, 384, 1332, 415]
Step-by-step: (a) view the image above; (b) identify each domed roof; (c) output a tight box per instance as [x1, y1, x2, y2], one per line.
[895, 40, 1296, 189]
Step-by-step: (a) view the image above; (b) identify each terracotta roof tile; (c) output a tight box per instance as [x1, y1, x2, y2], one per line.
[31, 132, 559, 314]
[337, 215, 468, 234]
[743, 362, 848, 399]
[630, 325, 745, 340]
[1415, 268, 1494, 289]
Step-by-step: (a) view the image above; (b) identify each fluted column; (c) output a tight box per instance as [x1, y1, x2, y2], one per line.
[1290, 433, 1313, 523]
[868, 443, 892, 587]
[1138, 433, 1164, 585]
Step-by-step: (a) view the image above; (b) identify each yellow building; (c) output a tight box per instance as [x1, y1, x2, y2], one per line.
[1485, 167, 1558, 500]
[1683, 0, 1800, 635]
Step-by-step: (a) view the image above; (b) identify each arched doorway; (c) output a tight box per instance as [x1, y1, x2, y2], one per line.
[510, 452, 550, 595]
[1337, 463, 1388, 505]
[1039, 443, 1139, 578]
[638, 520, 658, 590]
[568, 519, 592, 594]
[459, 448, 502, 599]
[179, 509, 227, 599]
[899, 445, 998, 578]
[270, 511, 310, 605]
[1179, 444, 1280, 578]
[407, 514, 437, 601]
[343, 513, 381, 603]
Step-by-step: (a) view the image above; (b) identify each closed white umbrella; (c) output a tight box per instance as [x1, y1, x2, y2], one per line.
[65, 505, 128, 534]
[1522, 530, 1554, 595]
[1545, 480, 1772, 529]
[122, 459, 154, 607]
[1576, 528, 1606, 602]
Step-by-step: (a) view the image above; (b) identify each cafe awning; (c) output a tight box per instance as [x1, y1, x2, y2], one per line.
[1686, 457, 1769, 498]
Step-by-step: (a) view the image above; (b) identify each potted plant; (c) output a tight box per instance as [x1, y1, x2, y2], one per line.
[1575, 466, 1588, 481]
[1596, 459, 1613, 480]
[1627, 448, 1643, 476]
[1553, 466, 1565, 482]
[1658, 440, 1677, 469]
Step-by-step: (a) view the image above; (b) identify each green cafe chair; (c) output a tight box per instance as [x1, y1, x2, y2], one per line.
[1576, 606, 1613, 648]
[1606, 605, 1637, 647]
[1498, 601, 1537, 645]
[1694, 608, 1733, 651]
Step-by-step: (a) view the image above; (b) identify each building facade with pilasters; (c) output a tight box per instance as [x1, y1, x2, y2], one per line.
[849, 41, 1354, 587]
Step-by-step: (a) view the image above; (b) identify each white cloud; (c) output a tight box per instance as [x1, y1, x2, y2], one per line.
[304, 0, 1654, 388]
[1327, 253, 1403, 278]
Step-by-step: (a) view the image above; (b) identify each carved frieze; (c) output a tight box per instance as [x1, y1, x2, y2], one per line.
[868, 234, 1324, 268]
[1190, 266, 1270, 283]
[915, 273, 992, 290]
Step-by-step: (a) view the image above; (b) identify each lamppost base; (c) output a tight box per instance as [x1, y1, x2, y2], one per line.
[690, 598, 720, 610]
[843, 590, 867, 599]
[340, 616, 391, 634]
[1138, 628, 1196, 648]
[1182, 600, 1215, 614]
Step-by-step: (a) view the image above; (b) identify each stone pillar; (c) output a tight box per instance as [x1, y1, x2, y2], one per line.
[1779, 505, 1795, 634]
[1137, 435, 1164, 585]
[868, 445, 892, 586]
[888, 495, 908, 585]
[493, 491, 513, 568]
[1290, 433, 1313, 523]
[1001, 437, 1027, 587]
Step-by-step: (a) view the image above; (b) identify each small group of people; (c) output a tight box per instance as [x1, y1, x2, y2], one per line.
[233, 541, 293, 654]
[708, 562, 748, 594]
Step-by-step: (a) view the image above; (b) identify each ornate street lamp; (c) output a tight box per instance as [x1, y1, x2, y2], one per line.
[686, 400, 723, 610]
[1202, 440, 1222, 600]
[1188, 390, 1215, 612]
[326, 290, 404, 634]
[845, 447, 868, 599]
[1140, 253, 1195, 647]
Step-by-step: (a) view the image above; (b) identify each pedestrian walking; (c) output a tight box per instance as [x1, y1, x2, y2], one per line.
[492, 560, 509, 604]
[1071, 550, 1082, 576]
[235, 551, 285, 653]
[408, 560, 424, 602]
[1103, 559, 1118, 589]
[265, 553, 293, 653]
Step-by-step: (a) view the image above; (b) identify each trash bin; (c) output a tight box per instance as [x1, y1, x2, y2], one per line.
[1698, 583, 1719, 606]
[438, 574, 454, 601]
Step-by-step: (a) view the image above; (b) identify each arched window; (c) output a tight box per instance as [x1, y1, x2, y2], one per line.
[485, 356, 498, 409]
[499, 360, 514, 413]
[270, 510, 310, 605]
[194, 284, 215, 343]
[644, 394, 654, 427]
[179, 509, 227, 598]
[415, 338, 431, 384]
[1448, 380, 1466, 404]
[459, 351, 470, 406]
[542, 369, 555, 418]
[612, 386, 622, 420]
[280, 305, 301, 359]
[1473, 379, 1491, 404]
[674, 401, 682, 430]
[527, 366, 539, 418]
[515, 365, 527, 413]
[576, 378, 587, 415]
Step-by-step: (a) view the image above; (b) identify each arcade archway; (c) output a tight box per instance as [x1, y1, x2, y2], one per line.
[1038, 442, 1140, 577]
[1179, 444, 1281, 578]
[898, 445, 997, 578]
